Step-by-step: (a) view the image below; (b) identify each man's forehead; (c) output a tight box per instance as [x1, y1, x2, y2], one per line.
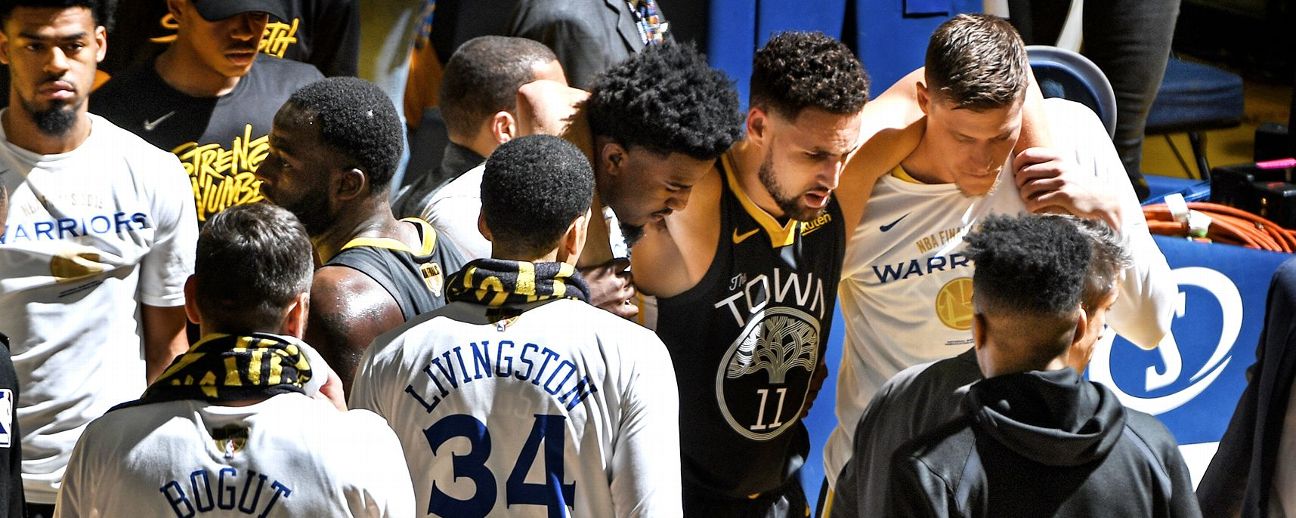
[4, 5, 97, 34]
[778, 107, 863, 150]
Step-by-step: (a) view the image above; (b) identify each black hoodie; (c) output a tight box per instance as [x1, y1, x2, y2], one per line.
[888, 369, 1202, 518]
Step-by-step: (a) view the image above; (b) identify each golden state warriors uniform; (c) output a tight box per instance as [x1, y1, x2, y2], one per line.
[823, 99, 1177, 489]
[326, 218, 465, 320]
[655, 154, 845, 513]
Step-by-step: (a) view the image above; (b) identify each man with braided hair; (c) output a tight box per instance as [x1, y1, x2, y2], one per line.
[56, 203, 415, 517]
[351, 134, 682, 517]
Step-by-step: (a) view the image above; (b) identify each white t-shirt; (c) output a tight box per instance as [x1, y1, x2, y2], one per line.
[423, 164, 630, 261]
[351, 298, 682, 517]
[55, 393, 415, 517]
[0, 113, 197, 503]
[823, 99, 1177, 487]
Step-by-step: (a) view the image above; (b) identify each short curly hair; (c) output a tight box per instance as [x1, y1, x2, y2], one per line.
[750, 31, 868, 119]
[925, 14, 1029, 110]
[587, 43, 742, 160]
[482, 135, 595, 256]
[286, 77, 404, 191]
[964, 214, 1091, 319]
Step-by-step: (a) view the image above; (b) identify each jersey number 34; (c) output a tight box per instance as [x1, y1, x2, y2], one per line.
[424, 414, 575, 517]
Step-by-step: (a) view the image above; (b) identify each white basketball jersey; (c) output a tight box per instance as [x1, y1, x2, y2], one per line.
[56, 393, 415, 517]
[351, 298, 682, 517]
[824, 99, 1176, 486]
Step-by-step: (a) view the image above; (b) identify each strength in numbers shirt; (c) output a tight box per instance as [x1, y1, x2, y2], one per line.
[92, 55, 322, 224]
[351, 298, 682, 517]
[654, 154, 846, 499]
[0, 113, 197, 503]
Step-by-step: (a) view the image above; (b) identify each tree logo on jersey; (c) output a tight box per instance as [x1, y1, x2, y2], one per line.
[935, 277, 974, 330]
[716, 306, 819, 441]
[210, 424, 249, 460]
[173, 124, 268, 222]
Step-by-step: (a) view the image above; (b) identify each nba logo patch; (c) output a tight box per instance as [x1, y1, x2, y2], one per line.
[0, 389, 11, 448]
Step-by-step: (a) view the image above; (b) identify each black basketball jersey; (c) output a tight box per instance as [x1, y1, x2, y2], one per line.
[326, 218, 466, 320]
[655, 154, 846, 498]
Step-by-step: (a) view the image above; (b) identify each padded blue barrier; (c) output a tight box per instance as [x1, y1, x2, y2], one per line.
[708, 0, 758, 108]
[1091, 237, 1293, 445]
[851, 0, 980, 92]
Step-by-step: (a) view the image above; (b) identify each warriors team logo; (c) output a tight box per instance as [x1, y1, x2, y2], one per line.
[211, 424, 249, 460]
[935, 277, 974, 330]
[716, 307, 819, 441]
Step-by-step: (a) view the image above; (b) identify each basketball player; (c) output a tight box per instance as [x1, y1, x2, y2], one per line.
[256, 77, 466, 392]
[822, 14, 1176, 504]
[351, 135, 682, 517]
[56, 204, 413, 517]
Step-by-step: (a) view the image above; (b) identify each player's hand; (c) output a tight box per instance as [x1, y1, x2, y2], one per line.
[1013, 147, 1122, 231]
[317, 371, 347, 411]
[580, 258, 639, 320]
[799, 359, 829, 418]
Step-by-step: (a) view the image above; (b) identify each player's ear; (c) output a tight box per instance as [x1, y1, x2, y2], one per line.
[916, 82, 931, 116]
[558, 209, 591, 265]
[477, 210, 493, 242]
[599, 142, 626, 177]
[490, 111, 517, 144]
[183, 276, 202, 325]
[334, 167, 366, 200]
[280, 292, 310, 339]
[746, 106, 768, 144]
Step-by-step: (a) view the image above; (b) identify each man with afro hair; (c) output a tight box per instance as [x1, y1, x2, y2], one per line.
[459, 42, 744, 321]
[256, 76, 465, 393]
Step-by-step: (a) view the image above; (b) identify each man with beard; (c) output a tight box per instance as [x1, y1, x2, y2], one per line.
[91, 0, 322, 225]
[255, 76, 465, 393]
[629, 32, 896, 517]
[0, 1, 196, 514]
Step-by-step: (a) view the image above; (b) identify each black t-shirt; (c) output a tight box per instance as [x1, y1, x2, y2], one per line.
[0, 333, 21, 517]
[654, 157, 846, 499]
[101, 0, 360, 78]
[91, 55, 323, 223]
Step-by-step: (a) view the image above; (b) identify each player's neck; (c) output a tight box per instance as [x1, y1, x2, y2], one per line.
[311, 199, 410, 264]
[1, 104, 92, 155]
[730, 140, 787, 219]
[899, 139, 953, 185]
[156, 46, 243, 98]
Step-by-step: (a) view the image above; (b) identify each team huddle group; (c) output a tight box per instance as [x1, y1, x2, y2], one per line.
[0, 0, 1204, 516]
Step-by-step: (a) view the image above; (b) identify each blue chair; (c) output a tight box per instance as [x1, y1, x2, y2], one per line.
[1145, 56, 1245, 181]
[1026, 45, 1118, 139]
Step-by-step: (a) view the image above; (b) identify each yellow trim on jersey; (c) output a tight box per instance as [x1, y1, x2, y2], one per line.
[337, 217, 438, 257]
[721, 151, 800, 248]
[891, 165, 922, 184]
